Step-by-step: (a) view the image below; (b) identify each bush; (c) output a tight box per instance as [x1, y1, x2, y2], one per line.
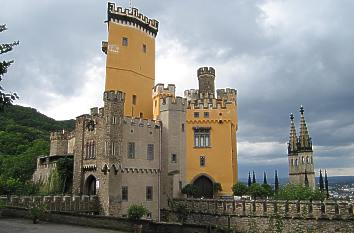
[275, 184, 325, 201]
[232, 182, 248, 197]
[128, 204, 148, 221]
[181, 184, 198, 198]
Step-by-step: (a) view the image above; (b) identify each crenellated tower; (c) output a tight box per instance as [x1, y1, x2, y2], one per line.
[287, 106, 315, 188]
[102, 2, 159, 119]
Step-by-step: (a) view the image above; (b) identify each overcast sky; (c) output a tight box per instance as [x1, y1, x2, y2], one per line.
[1, 0, 354, 178]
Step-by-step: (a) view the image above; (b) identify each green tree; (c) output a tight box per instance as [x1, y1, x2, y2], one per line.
[319, 169, 324, 192]
[232, 182, 248, 197]
[181, 184, 198, 198]
[261, 183, 273, 197]
[274, 170, 279, 193]
[0, 24, 19, 111]
[128, 204, 148, 222]
[248, 183, 265, 200]
[213, 182, 222, 195]
[275, 184, 325, 201]
[56, 156, 74, 193]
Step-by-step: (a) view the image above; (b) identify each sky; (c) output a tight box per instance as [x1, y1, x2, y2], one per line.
[1, 0, 354, 178]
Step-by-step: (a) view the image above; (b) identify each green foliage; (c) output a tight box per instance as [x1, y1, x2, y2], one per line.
[232, 182, 248, 197]
[275, 184, 325, 201]
[0, 104, 74, 195]
[181, 184, 198, 198]
[213, 182, 222, 194]
[169, 200, 190, 223]
[56, 157, 74, 193]
[128, 204, 148, 221]
[0, 24, 19, 111]
[248, 183, 273, 199]
[28, 203, 47, 220]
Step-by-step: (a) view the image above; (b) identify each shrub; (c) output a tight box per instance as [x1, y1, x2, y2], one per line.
[181, 184, 198, 198]
[128, 204, 148, 222]
[232, 182, 248, 197]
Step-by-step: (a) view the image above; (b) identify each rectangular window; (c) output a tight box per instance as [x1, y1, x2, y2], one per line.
[146, 186, 153, 201]
[194, 112, 200, 118]
[111, 142, 116, 156]
[122, 37, 128, 46]
[128, 142, 135, 159]
[132, 95, 137, 105]
[181, 123, 185, 132]
[122, 186, 128, 201]
[194, 128, 211, 148]
[147, 144, 154, 160]
[143, 44, 147, 53]
[204, 112, 209, 118]
[200, 156, 206, 167]
[105, 141, 109, 156]
[171, 153, 177, 163]
[112, 116, 117, 125]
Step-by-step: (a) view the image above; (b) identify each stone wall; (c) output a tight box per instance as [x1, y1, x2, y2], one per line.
[163, 198, 354, 233]
[0, 195, 98, 213]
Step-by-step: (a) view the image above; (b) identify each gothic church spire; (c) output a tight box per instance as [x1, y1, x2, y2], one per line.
[288, 113, 298, 155]
[299, 106, 312, 151]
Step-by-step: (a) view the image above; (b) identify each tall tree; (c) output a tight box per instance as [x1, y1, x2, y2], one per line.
[252, 171, 256, 184]
[319, 169, 324, 192]
[0, 24, 19, 111]
[248, 171, 252, 187]
[274, 170, 279, 193]
[325, 170, 329, 199]
[263, 172, 267, 185]
[304, 171, 309, 187]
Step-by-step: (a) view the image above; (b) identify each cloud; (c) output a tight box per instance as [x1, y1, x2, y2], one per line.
[1, 0, 354, 177]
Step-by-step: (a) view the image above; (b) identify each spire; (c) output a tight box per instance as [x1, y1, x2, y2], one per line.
[288, 113, 298, 155]
[299, 106, 312, 151]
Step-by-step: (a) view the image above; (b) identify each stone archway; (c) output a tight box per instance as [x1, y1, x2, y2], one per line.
[85, 175, 97, 195]
[193, 175, 213, 198]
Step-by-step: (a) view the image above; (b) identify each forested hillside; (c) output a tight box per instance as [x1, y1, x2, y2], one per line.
[0, 105, 75, 194]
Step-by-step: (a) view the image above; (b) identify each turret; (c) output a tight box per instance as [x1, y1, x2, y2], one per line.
[298, 106, 312, 152]
[198, 67, 215, 97]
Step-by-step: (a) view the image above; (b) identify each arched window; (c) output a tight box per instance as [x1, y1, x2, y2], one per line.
[295, 159, 298, 166]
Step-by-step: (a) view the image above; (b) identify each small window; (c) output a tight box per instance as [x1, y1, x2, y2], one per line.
[200, 156, 206, 167]
[194, 128, 211, 148]
[122, 37, 128, 46]
[112, 116, 117, 125]
[146, 212, 152, 219]
[105, 141, 109, 156]
[147, 144, 154, 160]
[122, 186, 128, 201]
[140, 112, 143, 118]
[179, 181, 182, 191]
[181, 124, 185, 132]
[194, 112, 200, 118]
[132, 95, 137, 105]
[111, 142, 117, 156]
[146, 186, 153, 201]
[171, 154, 177, 163]
[204, 112, 209, 118]
[143, 44, 147, 53]
[128, 142, 135, 159]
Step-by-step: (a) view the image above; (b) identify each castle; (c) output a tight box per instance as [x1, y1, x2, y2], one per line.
[33, 2, 238, 220]
[287, 106, 316, 188]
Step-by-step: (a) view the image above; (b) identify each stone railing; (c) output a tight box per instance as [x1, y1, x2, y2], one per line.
[173, 198, 354, 220]
[0, 195, 98, 213]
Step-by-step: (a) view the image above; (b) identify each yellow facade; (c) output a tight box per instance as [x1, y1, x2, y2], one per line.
[104, 6, 158, 119]
[185, 99, 238, 196]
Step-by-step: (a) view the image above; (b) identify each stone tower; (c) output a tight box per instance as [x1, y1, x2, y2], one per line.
[184, 67, 238, 197]
[102, 2, 159, 119]
[288, 106, 315, 188]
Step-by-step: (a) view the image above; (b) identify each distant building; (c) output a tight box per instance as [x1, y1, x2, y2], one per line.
[287, 106, 316, 188]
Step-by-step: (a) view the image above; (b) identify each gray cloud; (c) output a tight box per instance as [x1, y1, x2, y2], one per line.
[1, 0, 354, 177]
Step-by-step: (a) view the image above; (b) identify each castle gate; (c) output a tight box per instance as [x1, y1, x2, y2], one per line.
[84, 175, 97, 195]
[193, 175, 213, 198]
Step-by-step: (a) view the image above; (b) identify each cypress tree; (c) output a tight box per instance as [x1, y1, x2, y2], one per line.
[263, 172, 267, 185]
[325, 170, 329, 198]
[274, 170, 279, 193]
[248, 172, 252, 187]
[304, 171, 309, 187]
[252, 171, 256, 184]
[319, 169, 324, 192]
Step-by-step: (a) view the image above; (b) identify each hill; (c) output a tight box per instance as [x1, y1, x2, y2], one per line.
[0, 105, 74, 186]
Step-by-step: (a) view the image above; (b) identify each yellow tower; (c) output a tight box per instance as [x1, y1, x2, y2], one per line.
[102, 3, 159, 119]
[184, 67, 238, 197]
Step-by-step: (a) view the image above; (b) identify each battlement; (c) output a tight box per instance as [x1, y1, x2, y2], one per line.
[152, 83, 176, 97]
[123, 116, 160, 129]
[107, 2, 159, 37]
[197, 67, 215, 77]
[0, 195, 98, 213]
[160, 96, 186, 112]
[50, 130, 71, 141]
[173, 198, 354, 220]
[184, 89, 199, 101]
[187, 98, 235, 110]
[103, 90, 125, 102]
[217, 88, 237, 102]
